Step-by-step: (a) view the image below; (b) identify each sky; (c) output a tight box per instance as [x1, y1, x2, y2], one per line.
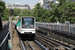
[3, 0, 39, 5]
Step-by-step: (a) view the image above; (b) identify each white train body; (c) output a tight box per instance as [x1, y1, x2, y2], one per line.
[16, 17, 36, 40]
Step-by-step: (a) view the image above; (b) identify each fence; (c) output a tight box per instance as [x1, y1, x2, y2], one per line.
[36, 22, 75, 34]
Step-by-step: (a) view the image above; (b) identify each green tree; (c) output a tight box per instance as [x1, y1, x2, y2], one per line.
[21, 9, 33, 16]
[33, 1, 75, 23]
[0, 1, 5, 13]
[33, 3, 46, 22]
[2, 9, 9, 21]
[0, 1, 9, 21]
[14, 8, 21, 16]
[50, 0, 75, 23]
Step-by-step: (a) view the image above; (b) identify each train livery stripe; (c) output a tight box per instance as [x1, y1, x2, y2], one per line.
[16, 19, 21, 27]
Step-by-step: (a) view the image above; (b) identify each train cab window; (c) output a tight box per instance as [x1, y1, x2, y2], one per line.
[22, 17, 34, 28]
[22, 17, 34, 25]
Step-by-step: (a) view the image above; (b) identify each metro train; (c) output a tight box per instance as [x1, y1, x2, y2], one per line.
[16, 17, 36, 40]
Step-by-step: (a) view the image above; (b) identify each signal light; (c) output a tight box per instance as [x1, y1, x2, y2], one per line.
[9, 9, 14, 15]
[50, 27, 51, 29]
[50, 31, 51, 33]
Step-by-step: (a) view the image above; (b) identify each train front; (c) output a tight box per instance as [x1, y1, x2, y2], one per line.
[21, 17, 36, 40]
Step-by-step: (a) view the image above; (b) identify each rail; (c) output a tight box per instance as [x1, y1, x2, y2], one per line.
[38, 26, 75, 45]
[34, 40, 48, 50]
[36, 33, 75, 50]
[23, 40, 45, 50]
[0, 16, 9, 50]
[17, 30, 26, 50]
[19, 39, 47, 50]
[27, 41, 34, 50]
[0, 32, 9, 46]
[20, 40, 26, 50]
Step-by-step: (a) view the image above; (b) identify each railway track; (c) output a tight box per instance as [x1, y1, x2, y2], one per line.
[35, 33, 75, 50]
[16, 29, 47, 50]
[24, 41, 33, 50]
[17, 32, 47, 50]
[19, 40, 48, 50]
[24, 41, 42, 50]
[17, 29, 75, 50]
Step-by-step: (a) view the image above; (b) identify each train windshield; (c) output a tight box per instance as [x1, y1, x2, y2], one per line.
[22, 18, 34, 25]
[22, 17, 34, 28]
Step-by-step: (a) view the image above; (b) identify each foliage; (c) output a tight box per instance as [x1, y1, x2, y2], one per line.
[13, 9, 33, 17]
[12, 16, 15, 20]
[1, 9, 9, 21]
[0, 1, 5, 13]
[14, 8, 21, 16]
[20, 9, 33, 16]
[51, 0, 75, 23]
[33, 3, 47, 22]
[1, 1, 75, 24]
[0, 1, 9, 21]
[33, 1, 75, 24]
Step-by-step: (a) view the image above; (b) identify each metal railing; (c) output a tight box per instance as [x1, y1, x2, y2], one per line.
[0, 16, 9, 50]
[36, 22, 75, 34]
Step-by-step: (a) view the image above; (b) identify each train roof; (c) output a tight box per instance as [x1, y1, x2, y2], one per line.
[21, 16, 35, 18]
